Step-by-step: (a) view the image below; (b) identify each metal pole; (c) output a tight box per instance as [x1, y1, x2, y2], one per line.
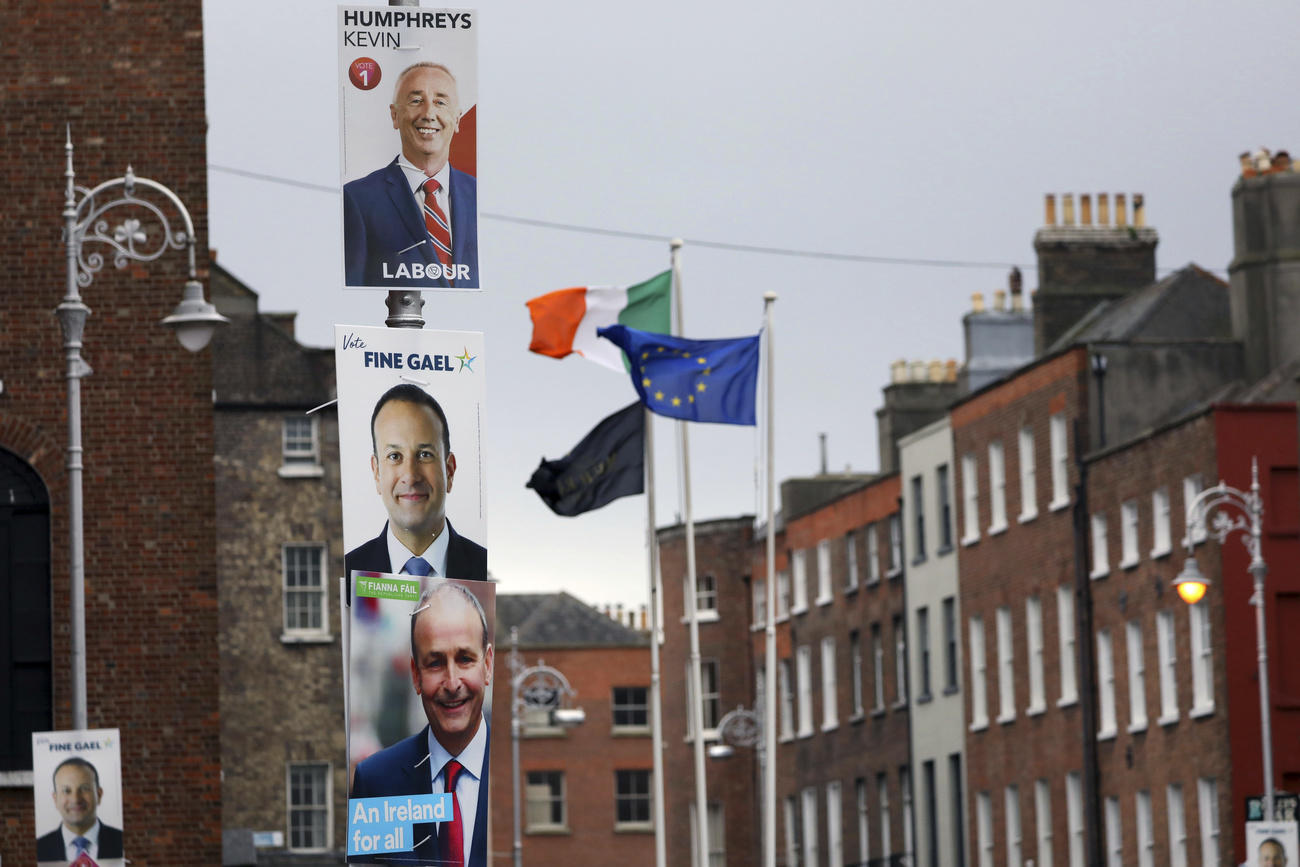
[386, 0, 425, 331]
[671, 239, 710, 867]
[645, 408, 667, 867]
[1248, 458, 1275, 820]
[511, 627, 523, 867]
[762, 292, 777, 867]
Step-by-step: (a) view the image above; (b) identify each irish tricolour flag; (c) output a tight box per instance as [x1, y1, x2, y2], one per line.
[526, 271, 671, 372]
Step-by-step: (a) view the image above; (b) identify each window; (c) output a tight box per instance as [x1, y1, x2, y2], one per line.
[779, 659, 794, 740]
[1197, 777, 1219, 867]
[951, 755, 967, 867]
[888, 514, 903, 576]
[938, 464, 954, 551]
[856, 778, 871, 865]
[996, 606, 1014, 723]
[867, 525, 881, 583]
[1050, 412, 1070, 509]
[1096, 629, 1117, 738]
[700, 660, 720, 732]
[1126, 621, 1147, 732]
[1136, 790, 1154, 867]
[797, 645, 814, 737]
[851, 630, 865, 717]
[821, 636, 838, 730]
[902, 768, 914, 864]
[1057, 585, 1077, 705]
[962, 454, 980, 544]
[917, 606, 932, 701]
[912, 474, 927, 563]
[845, 532, 860, 591]
[1120, 499, 1140, 568]
[872, 624, 886, 712]
[1005, 785, 1022, 867]
[280, 416, 322, 477]
[1157, 611, 1179, 724]
[923, 761, 939, 867]
[612, 686, 649, 732]
[777, 569, 792, 620]
[1167, 784, 1188, 867]
[816, 539, 833, 605]
[1104, 796, 1122, 867]
[752, 578, 766, 628]
[878, 775, 892, 861]
[283, 543, 329, 638]
[785, 796, 802, 867]
[1183, 475, 1207, 544]
[802, 787, 819, 867]
[525, 771, 566, 831]
[1189, 604, 1214, 715]
[976, 791, 993, 867]
[1019, 426, 1038, 522]
[1066, 772, 1084, 867]
[689, 802, 725, 867]
[1026, 596, 1045, 714]
[1090, 513, 1110, 578]
[615, 770, 652, 829]
[1034, 779, 1053, 867]
[988, 441, 1007, 533]
[792, 550, 809, 613]
[827, 781, 844, 867]
[287, 762, 330, 852]
[943, 597, 959, 693]
[893, 613, 908, 705]
[1151, 488, 1172, 557]
[687, 573, 718, 620]
[969, 616, 988, 729]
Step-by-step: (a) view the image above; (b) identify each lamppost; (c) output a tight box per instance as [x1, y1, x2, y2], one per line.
[59, 130, 228, 729]
[1172, 456, 1273, 819]
[707, 702, 766, 865]
[508, 627, 585, 867]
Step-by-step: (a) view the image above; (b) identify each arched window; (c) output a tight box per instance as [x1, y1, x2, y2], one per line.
[0, 446, 52, 771]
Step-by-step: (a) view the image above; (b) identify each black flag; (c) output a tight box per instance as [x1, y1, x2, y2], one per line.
[527, 402, 645, 516]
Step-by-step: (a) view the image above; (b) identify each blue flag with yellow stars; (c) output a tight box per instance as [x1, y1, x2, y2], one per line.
[597, 324, 759, 425]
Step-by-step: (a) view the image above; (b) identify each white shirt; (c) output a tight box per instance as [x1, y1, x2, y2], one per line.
[385, 521, 450, 577]
[60, 820, 102, 861]
[397, 156, 453, 241]
[427, 718, 487, 866]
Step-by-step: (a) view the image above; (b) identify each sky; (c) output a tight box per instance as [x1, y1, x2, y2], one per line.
[203, 0, 1300, 612]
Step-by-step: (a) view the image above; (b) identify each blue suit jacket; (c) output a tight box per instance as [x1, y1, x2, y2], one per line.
[343, 160, 479, 289]
[349, 725, 490, 867]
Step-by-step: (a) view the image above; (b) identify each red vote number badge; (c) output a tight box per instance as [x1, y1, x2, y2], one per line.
[349, 57, 381, 91]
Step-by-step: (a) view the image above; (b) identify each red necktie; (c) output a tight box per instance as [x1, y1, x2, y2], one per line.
[442, 759, 464, 867]
[420, 177, 455, 285]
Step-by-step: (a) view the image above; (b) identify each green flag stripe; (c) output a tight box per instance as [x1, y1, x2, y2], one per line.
[617, 271, 671, 334]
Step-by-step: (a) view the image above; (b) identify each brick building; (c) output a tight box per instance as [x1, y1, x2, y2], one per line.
[489, 592, 654, 867]
[211, 264, 346, 864]
[0, 1, 222, 862]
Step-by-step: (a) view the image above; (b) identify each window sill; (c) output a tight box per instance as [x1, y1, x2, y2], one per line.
[1190, 704, 1215, 720]
[614, 822, 655, 834]
[791, 605, 809, 617]
[1149, 547, 1172, 560]
[1097, 727, 1117, 742]
[0, 771, 33, 788]
[961, 534, 980, 548]
[850, 711, 866, 725]
[916, 693, 933, 705]
[1026, 703, 1046, 717]
[866, 576, 882, 587]
[1018, 511, 1038, 525]
[1119, 557, 1139, 571]
[797, 729, 815, 740]
[526, 826, 572, 836]
[1056, 695, 1078, 709]
[885, 567, 903, 580]
[280, 632, 334, 645]
[988, 522, 1008, 537]
[911, 555, 928, 567]
[1158, 712, 1180, 727]
[1127, 721, 1148, 734]
[871, 707, 887, 719]
[779, 734, 794, 744]
[892, 699, 908, 712]
[1050, 497, 1071, 513]
[844, 583, 859, 596]
[680, 610, 720, 625]
[970, 719, 989, 733]
[816, 595, 833, 607]
[996, 712, 1016, 726]
[278, 463, 324, 479]
[611, 726, 652, 738]
[943, 684, 959, 697]
[821, 721, 839, 733]
[936, 544, 954, 558]
[1090, 568, 1110, 580]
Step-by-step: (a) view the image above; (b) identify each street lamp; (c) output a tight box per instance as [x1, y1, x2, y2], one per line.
[706, 704, 764, 762]
[508, 627, 585, 867]
[1173, 456, 1273, 818]
[59, 130, 228, 729]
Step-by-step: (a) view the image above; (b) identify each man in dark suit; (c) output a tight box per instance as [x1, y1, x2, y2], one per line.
[350, 582, 492, 866]
[36, 757, 123, 863]
[345, 384, 486, 581]
[344, 61, 479, 289]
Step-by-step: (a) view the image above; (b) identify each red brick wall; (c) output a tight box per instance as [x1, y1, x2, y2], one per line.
[0, 1, 220, 862]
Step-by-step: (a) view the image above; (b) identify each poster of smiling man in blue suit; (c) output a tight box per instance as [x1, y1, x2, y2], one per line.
[339, 7, 479, 289]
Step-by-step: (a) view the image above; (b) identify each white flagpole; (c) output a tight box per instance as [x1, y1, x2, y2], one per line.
[762, 292, 778, 867]
[645, 405, 667, 867]
[671, 238, 711, 867]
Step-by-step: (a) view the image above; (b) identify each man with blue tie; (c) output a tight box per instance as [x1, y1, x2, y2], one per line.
[345, 384, 487, 581]
[36, 757, 124, 864]
[349, 581, 492, 866]
[343, 61, 479, 289]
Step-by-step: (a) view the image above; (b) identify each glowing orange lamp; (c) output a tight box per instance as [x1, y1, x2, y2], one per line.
[1172, 556, 1209, 605]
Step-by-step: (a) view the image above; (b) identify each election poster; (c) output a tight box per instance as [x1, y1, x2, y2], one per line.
[1248, 821, 1299, 867]
[339, 6, 481, 290]
[32, 728, 124, 867]
[346, 575, 495, 864]
[335, 325, 486, 579]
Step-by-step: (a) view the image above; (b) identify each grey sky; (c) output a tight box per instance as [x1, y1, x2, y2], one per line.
[203, 0, 1300, 610]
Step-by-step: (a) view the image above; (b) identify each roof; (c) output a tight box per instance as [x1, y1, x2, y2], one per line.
[495, 592, 648, 648]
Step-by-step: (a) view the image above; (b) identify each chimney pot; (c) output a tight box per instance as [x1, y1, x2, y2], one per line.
[1062, 193, 1076, 227]
[927, 359, 944, 382]
[1009, 266, 1023, 296]
[971, 292, 985, 313]
[1253, 147, 1273, 173]
[1115, 193, 1127, 227]
[819, 432, 828, 475]
[1133, 194, 1145, 228]
[1274, 151, 1292, 172]
[1097, 193, 1110, 226]
[890, 359, 908, 384]
[1044, 193, 1057, 226]
[1080, 193, 1092, 226]
[993, 289, 1007, 312]
[945, 359, 959, 382]
[909, 360, 928, 383]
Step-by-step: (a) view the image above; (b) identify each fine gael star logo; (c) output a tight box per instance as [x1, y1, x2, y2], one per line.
[456, 347, 477, 372]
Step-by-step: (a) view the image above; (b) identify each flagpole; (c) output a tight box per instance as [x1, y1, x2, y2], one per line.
[762, 291, 778, 867]
[671, 238, 711, 867]
[645, 405, 667, 867]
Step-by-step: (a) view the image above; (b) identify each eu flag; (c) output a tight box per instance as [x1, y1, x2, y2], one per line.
[597, 324, 759, 425]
